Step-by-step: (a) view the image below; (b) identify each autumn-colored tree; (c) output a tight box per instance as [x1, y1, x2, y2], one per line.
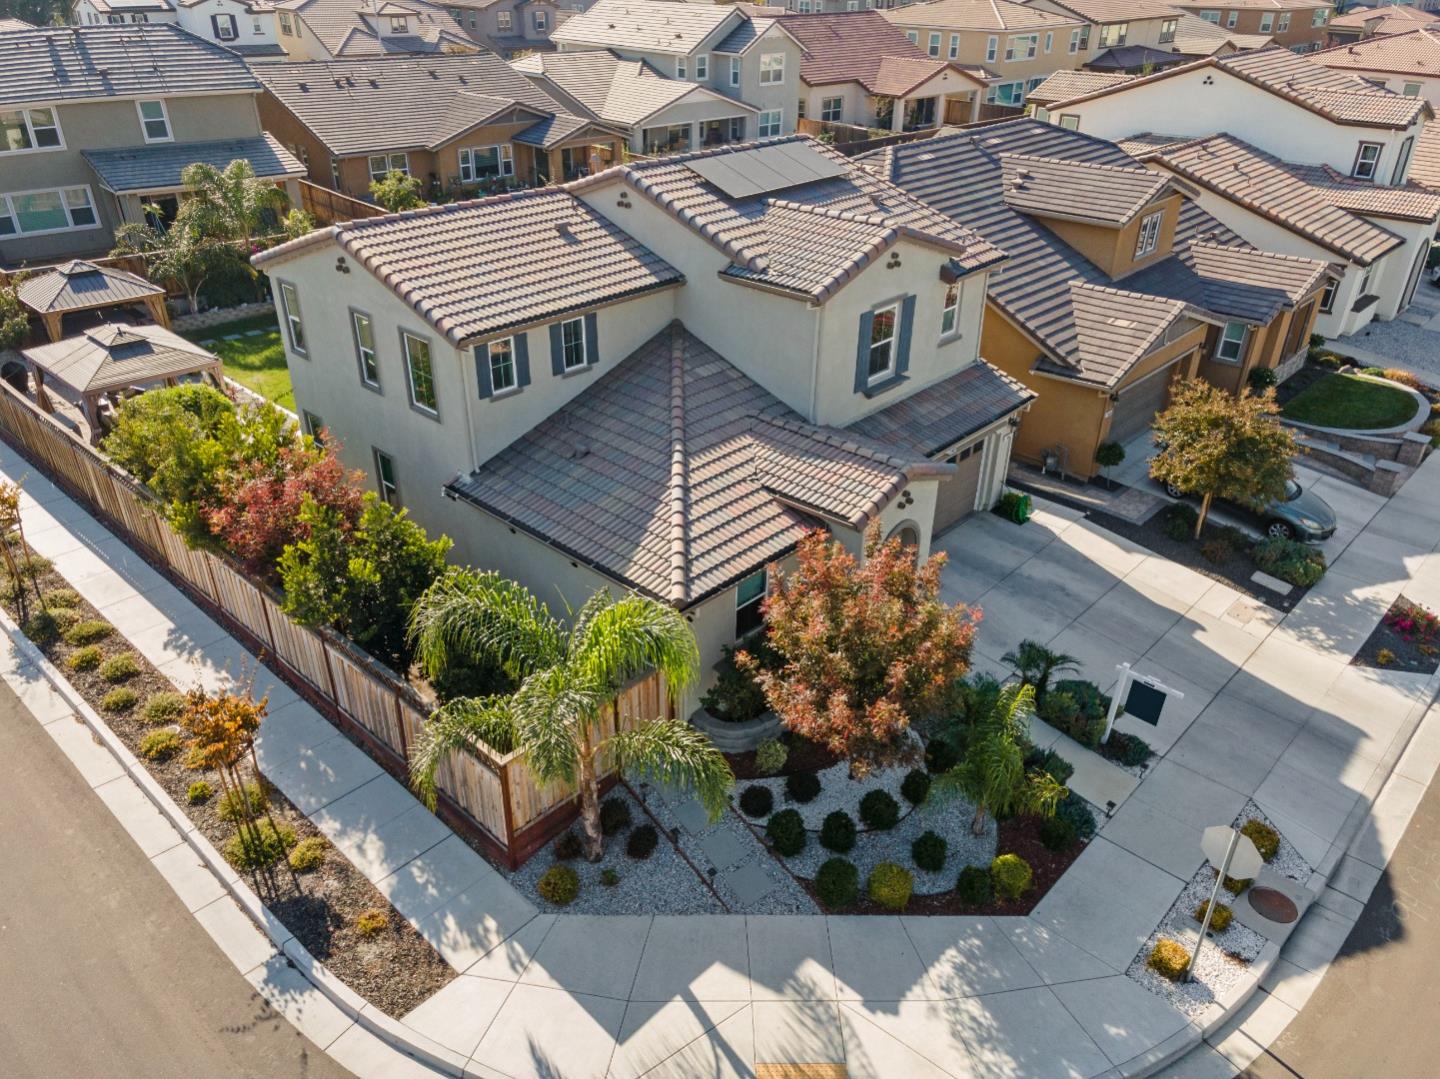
[1150, 379, 1296, 538]
[742, 523, 978, 775]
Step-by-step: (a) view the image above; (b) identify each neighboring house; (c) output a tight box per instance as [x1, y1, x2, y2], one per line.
[882, 0, 1088, 111]
[1168, 0, 1335, 53]
[1313, 29, 1440, 105]
[1025, 68, 1133, 113]
[512, 50, 760, 155]
[0, 24, 304, 267]
[1326, 4, 1440, 46]
[254, 53, 626, 197]
[74, 0, 285, 55]
[271, 0, 476, 58]
[1169, 11, 1274, 58]
[250, 136, 1033, 712]
[551, 0, 805, 136]
[71, 0, 176, 25]
[445, 0, 590, 57]
[859, 119, 1331, 478]
[1028, 0, 1185, 74]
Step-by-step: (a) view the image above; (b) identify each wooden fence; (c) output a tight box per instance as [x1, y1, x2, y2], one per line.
[0, 378, 664, 867]
[299, 180, 387, 226]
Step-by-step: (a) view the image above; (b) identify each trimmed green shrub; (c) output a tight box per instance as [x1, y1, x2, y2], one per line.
[815, 857, 859, 909]
[1240, 818, 1281, 862]
[537, 864, 581, 906]
[819, 810, 857, 853]
[859, 789, 901, 830]
[554, 830, 583, 860]
[785, 770, 821, 804]
[599, 795, 632, 836]
[1039, 749, 1074, 785]
[1194, 900, 1233, 933]
[601, 868, 620, 888]
[700, 644, 770, 723]
[187, 780, 213, 805]
[1147, 939, 1190, 982]
[100, 652, 141, 683]
[42, 588, 81, 608]
[956, 865, 992, 906]
[627, 824, 659, 859]
[9, 553, 51, 577]
[754, 737, 788, 776]
[101, 687, 139, 713]
[1044, 679, 1112, 748]
[142, 691, 187, 725]
[22, 609, 61, 644]
[867, 862, 914, 911]
[1162, 502, 1199, 542]
[217, 781, 269, 822]
[1253, 537, 1326, 588]
[224, 820, 296, 871]
[1248, 366, 1278, 392]
[991, 853, 1033, 901]
[355, 909, 388, 937]
[67, 645, 103, 672]
[289, 836, 328, 872]
[925, 735, 961, 775]
[1221, 873, 1251, 895]
[766, 808, 806, 856]
[1056, 792, 1097, 841]
[900, 769, 931, 806]
[64, 619, 114, 646]
[1038, 815, 1077, 852]
[1104, 731, 1153, 768]
[912, 830, 947, 872]
[738, 784, 775, 818]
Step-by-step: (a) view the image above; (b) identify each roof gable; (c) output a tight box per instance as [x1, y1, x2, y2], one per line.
[776, 10, 984, 93]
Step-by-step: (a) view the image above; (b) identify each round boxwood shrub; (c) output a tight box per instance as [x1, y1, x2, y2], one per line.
[925, 736, 960, 775]
[738, 784, 774, 818]
[754, 737, 788, 776]
[101, 687, 138, 714]
[1147, 939, 1190, 982]
[601, 868, 620, 888]
[815, 857, 859, 910]
[819, 810, 857, 853]
[766, 808, 806, 856]
[1194, 900, 1233, 933]
[289, 835, 328, 872]
[900, 769, 931, 806]
[912, 830, 947, 872]
[627, 823, 659, 860]
[186, 780, 213, 805]
[66, 645, 103, 672]
[867, 861, 914, 911]
[217, 781, 268, 822]
[537, 864, 581, 906]
[1240, 818, 1280, 862]
[99, 652, 140, 684]
[1038, 815, 1077, 853]
[859, 789, 900, 830]
[599, 795, 632, 836]
[63, 619, 114, 646]
[554, 829, 583, 860]
[41, 588, 80, 608]
[354, 909, 388, 938]
[956, 865, 992, 906]
[224, 820, 296, 871]
[143, 691, 187, 725]
[1220, 872, 1251, 895]
[1056, 792, 1097, 841]
[1253, 537, 1326, 588]
[785, 770, 821, 804]
[991, 853, 1033, 901]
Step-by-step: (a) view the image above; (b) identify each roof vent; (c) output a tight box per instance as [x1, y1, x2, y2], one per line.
[566, 442, 590, 460]
[299, 81, 309, 91]
[369, 78, 378, 87]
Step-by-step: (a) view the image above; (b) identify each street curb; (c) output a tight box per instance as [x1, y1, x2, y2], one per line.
[0, 609, 467, 1078]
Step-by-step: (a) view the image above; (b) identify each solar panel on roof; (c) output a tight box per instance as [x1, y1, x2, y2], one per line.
[683, 142, 847, 199]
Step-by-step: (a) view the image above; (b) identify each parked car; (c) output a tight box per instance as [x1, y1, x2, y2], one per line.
[1157, 477, 1336, 542]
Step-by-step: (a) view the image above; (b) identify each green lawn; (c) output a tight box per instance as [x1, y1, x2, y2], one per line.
[1281, 372, 1419, 430]
[183, 313, 295, 412]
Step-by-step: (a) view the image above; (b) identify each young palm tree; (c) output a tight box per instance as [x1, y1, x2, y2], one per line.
[178, 160, 287, 248]
[407, 569, 733, 861]
[1001, 639, 1079, 701]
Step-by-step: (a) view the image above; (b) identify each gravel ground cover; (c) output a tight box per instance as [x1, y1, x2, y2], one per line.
[1232, 801, 1312, 883]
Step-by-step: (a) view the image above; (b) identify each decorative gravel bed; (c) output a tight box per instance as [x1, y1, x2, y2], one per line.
[741, 756, 914, 830]
[1232, 801, 1312, 884]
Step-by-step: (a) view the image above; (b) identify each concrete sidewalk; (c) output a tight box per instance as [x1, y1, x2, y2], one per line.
[7, 429, 1440, 1078]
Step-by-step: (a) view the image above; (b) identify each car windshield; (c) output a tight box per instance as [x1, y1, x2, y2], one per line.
[1284, 479, 1301, 502]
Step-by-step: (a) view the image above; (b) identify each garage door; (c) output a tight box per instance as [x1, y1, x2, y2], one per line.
[934, 440, 985, 533]
[1108, 360, 1179, 445]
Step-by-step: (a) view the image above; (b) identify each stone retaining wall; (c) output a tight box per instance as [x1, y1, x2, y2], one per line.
[170, 301, 275, 333]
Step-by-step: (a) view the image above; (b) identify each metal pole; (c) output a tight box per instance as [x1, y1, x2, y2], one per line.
[1101, 663, 1130, 745]
[1187, 830, 1239, 983]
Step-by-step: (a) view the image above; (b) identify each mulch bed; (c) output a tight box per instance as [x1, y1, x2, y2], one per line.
[725, 733, 843, 780]
[2, 552, 454, 1017]
[1352, 595, 1440, 676]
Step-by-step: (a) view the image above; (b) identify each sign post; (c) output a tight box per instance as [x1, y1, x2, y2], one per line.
[1189, 825, 1265, 982]
[1101, 664, 1184, 744]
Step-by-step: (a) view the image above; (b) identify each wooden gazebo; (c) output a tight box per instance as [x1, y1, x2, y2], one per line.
[17, 260, 170, 343]
[21, 324, 222, 443]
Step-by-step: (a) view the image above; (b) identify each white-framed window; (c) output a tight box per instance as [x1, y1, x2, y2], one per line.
[847, 0, 859, 10]
[137, 100, 172, 142]
[757, 109, 782, 137]
[729, 55, 740, 87]
[497, 10, 512, 30]
[0, 186, 99, 237]
[1393, 135, 1414, 183]
[403, 331, 438, 414]
[798, 0, 812, 11]
[559, 317, 587, 370]
[373, 449, 400, 507]
[1278, 12, 1290, 31]
[488, 336, 517, 393]
[1312, 8, 1328, 26]
[949, 33, 959, 59]
[1319, 278, 1337, 314]
[1099, 23, 1127, 48]
[302, 410, 325, 442]
[905, 29, 917, 44]
[1352, 141, 1382, 180]
[368, 152, 409, 181]
[1044, 31, 1053, 53]
[278, 282, 305, 354]
[1059, 113, 1080, 130]
[1199, 10, 1220, 24]
[534, 9, 547, 30]
[1, 107, 63, 153]
[1259, 13, 1273, 32]
[214, 13, 238, 40]
[1358, 263, 1375, 299]
[1159, 18, 1176, 43]
[925, 32, 939, 57]
[987, 80, 1026, 106]
[330, 156, 342, 188]
[389, 16, 408, 32]
[821, 96, 843, 122]
[1068, 27, 1082, 53]
[1005, 34, 1038, 61]
[459, 144, 514, 182]
[986, 35, 997, 62]
[940, 281, 960, 337]
[1227, 10, 1238, 28]
[734, 568, 766, 638]
[1134, 209, 1163, 258]
[867, 302, 898, 382]
[695, 53, 708, 80]
[279, 11, 293, 33]
[760, 52, 785, 84]
[1403, 82, 1423, 97]
[1215, 321, 1248, 363]
[253, 16, 263, 32]
[676, 56, 687, 79]
[352, 311, 379, 387]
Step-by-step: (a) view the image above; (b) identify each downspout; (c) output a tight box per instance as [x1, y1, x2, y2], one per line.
[458, 341, 482, 473]
[807, 301, 825, 422]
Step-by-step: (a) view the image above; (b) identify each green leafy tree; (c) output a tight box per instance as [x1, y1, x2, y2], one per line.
[1094, 440, 1125, 488]
[1150, 379, 1296, 537]
[281, 209, 317, 241]
[1001, 640, 1078, 702]
[111, 216, 225, 315]
[407, 569, 732, 860]
[176, 159, 287, 249]
[278, 494, 450, 671]
[0, 280, 28, 351]
[369, 170, 425, 213]
[938, 683, 1065, 835]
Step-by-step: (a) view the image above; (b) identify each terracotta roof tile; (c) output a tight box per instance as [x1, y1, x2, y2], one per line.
[1411, 120, 1440, 191]
[777, 11, 984, 93]
[551, 0, 739, 54]
[274, 0, 474, 57]
[1329, 6, 1440, 33]
[999, 152, 1174, 226]
[884, 0, 1080, 32]
[1027, 69, 1134, 107]
[1313, 28, 1440, 79]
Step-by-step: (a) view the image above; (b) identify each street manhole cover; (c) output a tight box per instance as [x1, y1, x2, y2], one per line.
[1248, 886, 1299, 923]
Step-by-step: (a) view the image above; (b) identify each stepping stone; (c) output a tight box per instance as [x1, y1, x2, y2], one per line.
[671, 797, 711, 835]
[719, 860, 777, 907]
[1250, 570, 1293, 596]
[222, 333, 244, 340]
[244, 328, 265, 335]
[698, 828, 749, 871]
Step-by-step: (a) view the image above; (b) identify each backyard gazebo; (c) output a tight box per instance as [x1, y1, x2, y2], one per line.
[16, 260, 170, 343]
[21, 323, 222, 444]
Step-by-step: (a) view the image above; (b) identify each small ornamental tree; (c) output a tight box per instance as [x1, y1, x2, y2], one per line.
[742, 523, 978, 776]
[369, 170, 425, 213]
[0, 280, 29, 351]
[1094, 440, 1125, 489]
[111, 215, 225, 315]
[177, 159, 288, 249]
[1150, 379, 1296, 538]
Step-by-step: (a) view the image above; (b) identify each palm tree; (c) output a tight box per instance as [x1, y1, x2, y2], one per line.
[407, 569, 733, 861]
[178, 160, 288, 249]
[1001, 639, 1079, 701]
[112, 215, 224, 315]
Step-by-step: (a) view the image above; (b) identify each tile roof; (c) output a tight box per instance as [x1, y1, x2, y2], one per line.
[1088, 45, 1191, 71]
[87, 0, 173, 10]
[550, 0, 738, 54]
[16, 261, 164, 316]
[447, 323, 950, 605]
[1033, 0, 1184, 23]
[1329, 5, 1440, 33]
[0, 17, 35, 30]
[21, 324, 221, 397]
[252, 53, 578, 156]
[712, 13, 783, 54]
[82, 134, 305, 194]
[776, 11, 986, 93]
[1144, 133, 1408, 265]
[999, 152, 1175, 226]
[0, 25, 260, 107]
[512, 49, 748, 128]
[1313, 28, 1440, 78]
[569, 136, 1006, 302]
[1027, 69, 1134, 106]
[1114, 131, 1196, 156]
[1286, 161, 1440, 222]
[512, 112, 618, 150]
[274, 0, 475, 57]
[848, 360, 1034, 457]
[252, 187, 683, 345]
[859, 119, 1330, 385]
[1411, 119, 1440, 192]
[883, 0, 1080, 32]
[1170, 12, 1273, 57]
[1171, 0, 1330, 8]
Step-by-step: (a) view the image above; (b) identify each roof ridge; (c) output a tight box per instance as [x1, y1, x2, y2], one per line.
[665, 321, 689, 605]
[999, 150, 1156, 177]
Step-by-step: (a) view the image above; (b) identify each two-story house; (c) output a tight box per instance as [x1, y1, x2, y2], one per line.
[0, 24, 303, 268]
[1169, 0, 1334, 53]
[1035, 47, 1440, 336]
[271, 0, 476, 58]
[1168, 11, 1274, 59]
[1313, 29, 1440, 106]
[1028, 0, 1185, 74]
[250, 136, 1034, 713]
[860, 118, 1333, 477]
[254, 52, 626, 196]
[73, 0, 286, 55]
[883, 0, 1087, 111]
[446, 0, 587, 57]
[72, 0, 176, 26]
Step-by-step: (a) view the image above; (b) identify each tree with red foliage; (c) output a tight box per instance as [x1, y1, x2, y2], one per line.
[740, 523, 979, 776]
[207, 439, 365, 577]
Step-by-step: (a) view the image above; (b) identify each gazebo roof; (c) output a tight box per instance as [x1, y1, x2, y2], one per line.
[21, 323, 219, 397]
[16, 260, 165, 316]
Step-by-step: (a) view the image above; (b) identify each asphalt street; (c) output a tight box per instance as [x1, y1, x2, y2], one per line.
[0, 677, 356, 1079]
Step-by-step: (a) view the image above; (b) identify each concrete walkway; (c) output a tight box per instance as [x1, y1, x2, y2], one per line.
[7, 429, 1440, 1078]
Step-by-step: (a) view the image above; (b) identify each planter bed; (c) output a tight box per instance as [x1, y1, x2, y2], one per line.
[1352, 596, 1440, 676]
[2, 556, 454, 1016]
[724, 733, 843, 780]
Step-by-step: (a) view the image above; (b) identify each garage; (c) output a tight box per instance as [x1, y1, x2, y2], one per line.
[933, 439, 985, 533]
[1108, 358, 1180, 445]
